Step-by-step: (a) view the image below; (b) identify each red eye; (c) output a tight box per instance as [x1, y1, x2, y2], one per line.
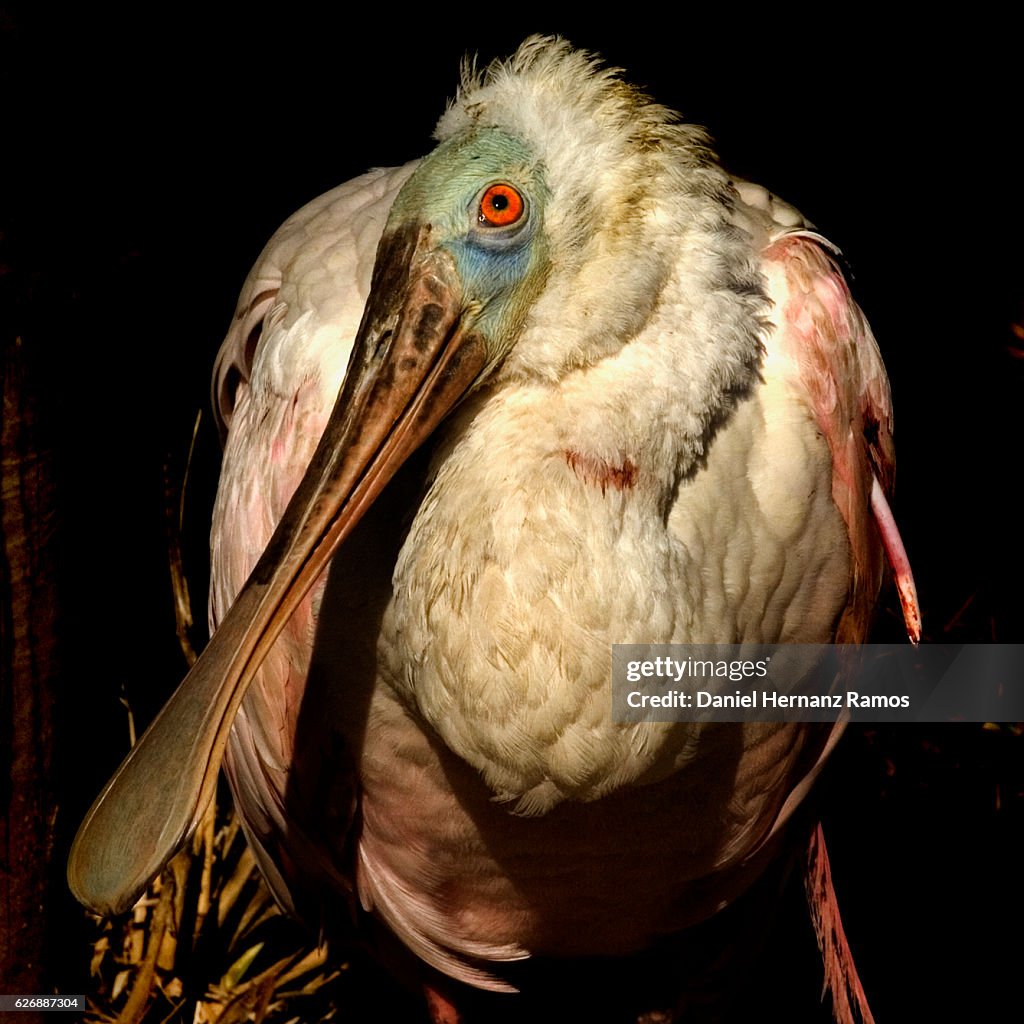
[478, 184, 525, 227]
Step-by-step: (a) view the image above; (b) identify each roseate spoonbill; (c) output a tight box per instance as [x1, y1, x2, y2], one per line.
[69, 37, 919, 1022]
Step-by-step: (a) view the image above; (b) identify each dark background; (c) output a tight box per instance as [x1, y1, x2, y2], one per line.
[3, 5, 1021, 1020]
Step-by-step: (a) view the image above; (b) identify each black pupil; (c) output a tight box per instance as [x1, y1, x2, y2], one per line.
[490, 193, 509, 211]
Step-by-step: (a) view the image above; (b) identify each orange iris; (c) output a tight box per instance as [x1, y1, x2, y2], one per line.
[479, 184, 524, 227]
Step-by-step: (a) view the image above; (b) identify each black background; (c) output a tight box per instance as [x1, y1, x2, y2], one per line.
[4, 5, 1021, 1019]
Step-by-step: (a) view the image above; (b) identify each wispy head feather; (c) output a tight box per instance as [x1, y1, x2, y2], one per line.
[436, 35, 714, 174]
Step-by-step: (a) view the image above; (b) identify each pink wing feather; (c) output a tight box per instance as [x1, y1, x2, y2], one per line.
[762, 231, 919, 643]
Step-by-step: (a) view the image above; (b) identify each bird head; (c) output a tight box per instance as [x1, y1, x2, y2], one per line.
[368, 36, 753, 385]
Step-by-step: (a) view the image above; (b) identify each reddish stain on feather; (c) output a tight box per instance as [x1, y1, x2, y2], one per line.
[564, 450, 638, 493]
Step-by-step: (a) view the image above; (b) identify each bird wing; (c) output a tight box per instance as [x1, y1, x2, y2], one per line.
[767, 233, 917, 642]
[730, 177, 918, 642]
[209, 163, 416, 912]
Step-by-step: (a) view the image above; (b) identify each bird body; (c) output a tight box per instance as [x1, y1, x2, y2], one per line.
[69, 37, 918, 1020]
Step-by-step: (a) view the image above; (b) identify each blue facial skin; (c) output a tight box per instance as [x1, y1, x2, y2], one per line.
[386, 128, 551, 346]
[449, 198, 535, 325]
